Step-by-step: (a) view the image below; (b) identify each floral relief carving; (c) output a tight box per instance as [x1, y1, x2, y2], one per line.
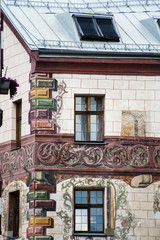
[153, 146, 160, 168]
[60, 143, 82, 167]
[82, 145, 103, 167]
[2, 144, 35, 175]
[128, 145, 149, 168]
[38, 142, 60, 166]
[103, 143, 127, 168]
[37, 142, 159, 169]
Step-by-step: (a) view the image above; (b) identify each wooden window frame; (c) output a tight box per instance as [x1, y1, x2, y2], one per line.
[15, 100, 22, 148]
[74, 188, 104, 234]
[74, 95, 104, 142]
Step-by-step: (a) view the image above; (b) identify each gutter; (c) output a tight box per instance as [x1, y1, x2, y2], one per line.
[38, 48, 160, 59]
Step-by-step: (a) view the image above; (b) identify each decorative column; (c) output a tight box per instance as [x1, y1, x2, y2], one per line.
[27, 172, 56, 240]
[29, 73, 58, 134]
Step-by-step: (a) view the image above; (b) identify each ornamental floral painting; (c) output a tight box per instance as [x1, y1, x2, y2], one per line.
[56, 178, 133, 240]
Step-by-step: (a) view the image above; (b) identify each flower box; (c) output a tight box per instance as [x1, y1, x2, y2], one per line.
[0, 77, 19, 98]
[0, 80, 10, 94]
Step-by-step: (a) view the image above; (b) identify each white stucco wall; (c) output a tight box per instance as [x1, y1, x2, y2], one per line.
[0, 22, 31, 143]
[53, 73, 160, 138]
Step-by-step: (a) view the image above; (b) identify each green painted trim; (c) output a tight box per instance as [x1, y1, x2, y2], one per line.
[27, 191, 50, 202]
[30, 98, 57, 111]
[29, 235, 54, 240]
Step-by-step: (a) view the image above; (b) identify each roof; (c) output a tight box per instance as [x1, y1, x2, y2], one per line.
[2, 0, 160, 57]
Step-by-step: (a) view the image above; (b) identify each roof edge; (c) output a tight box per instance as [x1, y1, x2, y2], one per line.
[2, 10, 33, 56]
[38, 48, 160, 59]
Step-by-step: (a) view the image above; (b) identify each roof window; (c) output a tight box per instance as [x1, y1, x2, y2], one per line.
[73, 15, 119, 42]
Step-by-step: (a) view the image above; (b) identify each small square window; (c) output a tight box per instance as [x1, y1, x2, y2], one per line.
[73, 15, 119, 42]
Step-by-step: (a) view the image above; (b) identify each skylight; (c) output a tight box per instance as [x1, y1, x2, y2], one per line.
[73, 15, 119, 42]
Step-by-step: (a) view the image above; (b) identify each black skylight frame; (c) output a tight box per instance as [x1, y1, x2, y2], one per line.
[73, 14, 120, 42]
[157, 19, 160, 27]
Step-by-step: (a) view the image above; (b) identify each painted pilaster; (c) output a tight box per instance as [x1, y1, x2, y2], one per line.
[27, 172, 56, 240]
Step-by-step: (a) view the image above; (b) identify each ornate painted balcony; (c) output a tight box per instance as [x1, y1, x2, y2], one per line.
[1, 136, 160, 181]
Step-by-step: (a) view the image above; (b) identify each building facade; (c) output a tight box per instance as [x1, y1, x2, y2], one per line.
[1, 0, 160, 239]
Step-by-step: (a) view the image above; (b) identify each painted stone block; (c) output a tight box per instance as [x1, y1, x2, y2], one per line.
[31, 77, 58, 91]
[29, 235, 54, 240]
[27, 172, 56, 187]
[30, 119, 55, 132]
[29, 109, 52, 122]
[30, 73, 50, 80]
[29, 199, 56, 211]
[27, 226, 46, 238]
[27, 191, 50, 202]
[121, 111, 145, 137]
[29, 181, 56, 193]
[30, 98, 57, 111]
[29, 217, 53, 227]
[27, 208, 46, 220]
[30, 88, 52, 100]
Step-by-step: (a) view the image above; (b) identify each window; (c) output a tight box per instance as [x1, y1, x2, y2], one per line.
[74, 189, 104, 234]
[75, 95, 104, 142]
[73, 15, 119, 41]
[0, 109, 3, 127]
[8, 191, 20, 237]
[15, 100, 22, 147]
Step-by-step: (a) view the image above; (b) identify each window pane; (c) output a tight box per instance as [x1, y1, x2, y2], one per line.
[75, 115, 88, 141]
[76, 17, 98, 38]
[90, 208, 103, 232]
[90, 115, 102, 141]
[76, 97, 88, 111]
[90, 191, 103, 204]
[75, 191, 88, 204]
[75, 209, 88, 231]
[96, 18, 119, 40]
[90, 97, 102, 111]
